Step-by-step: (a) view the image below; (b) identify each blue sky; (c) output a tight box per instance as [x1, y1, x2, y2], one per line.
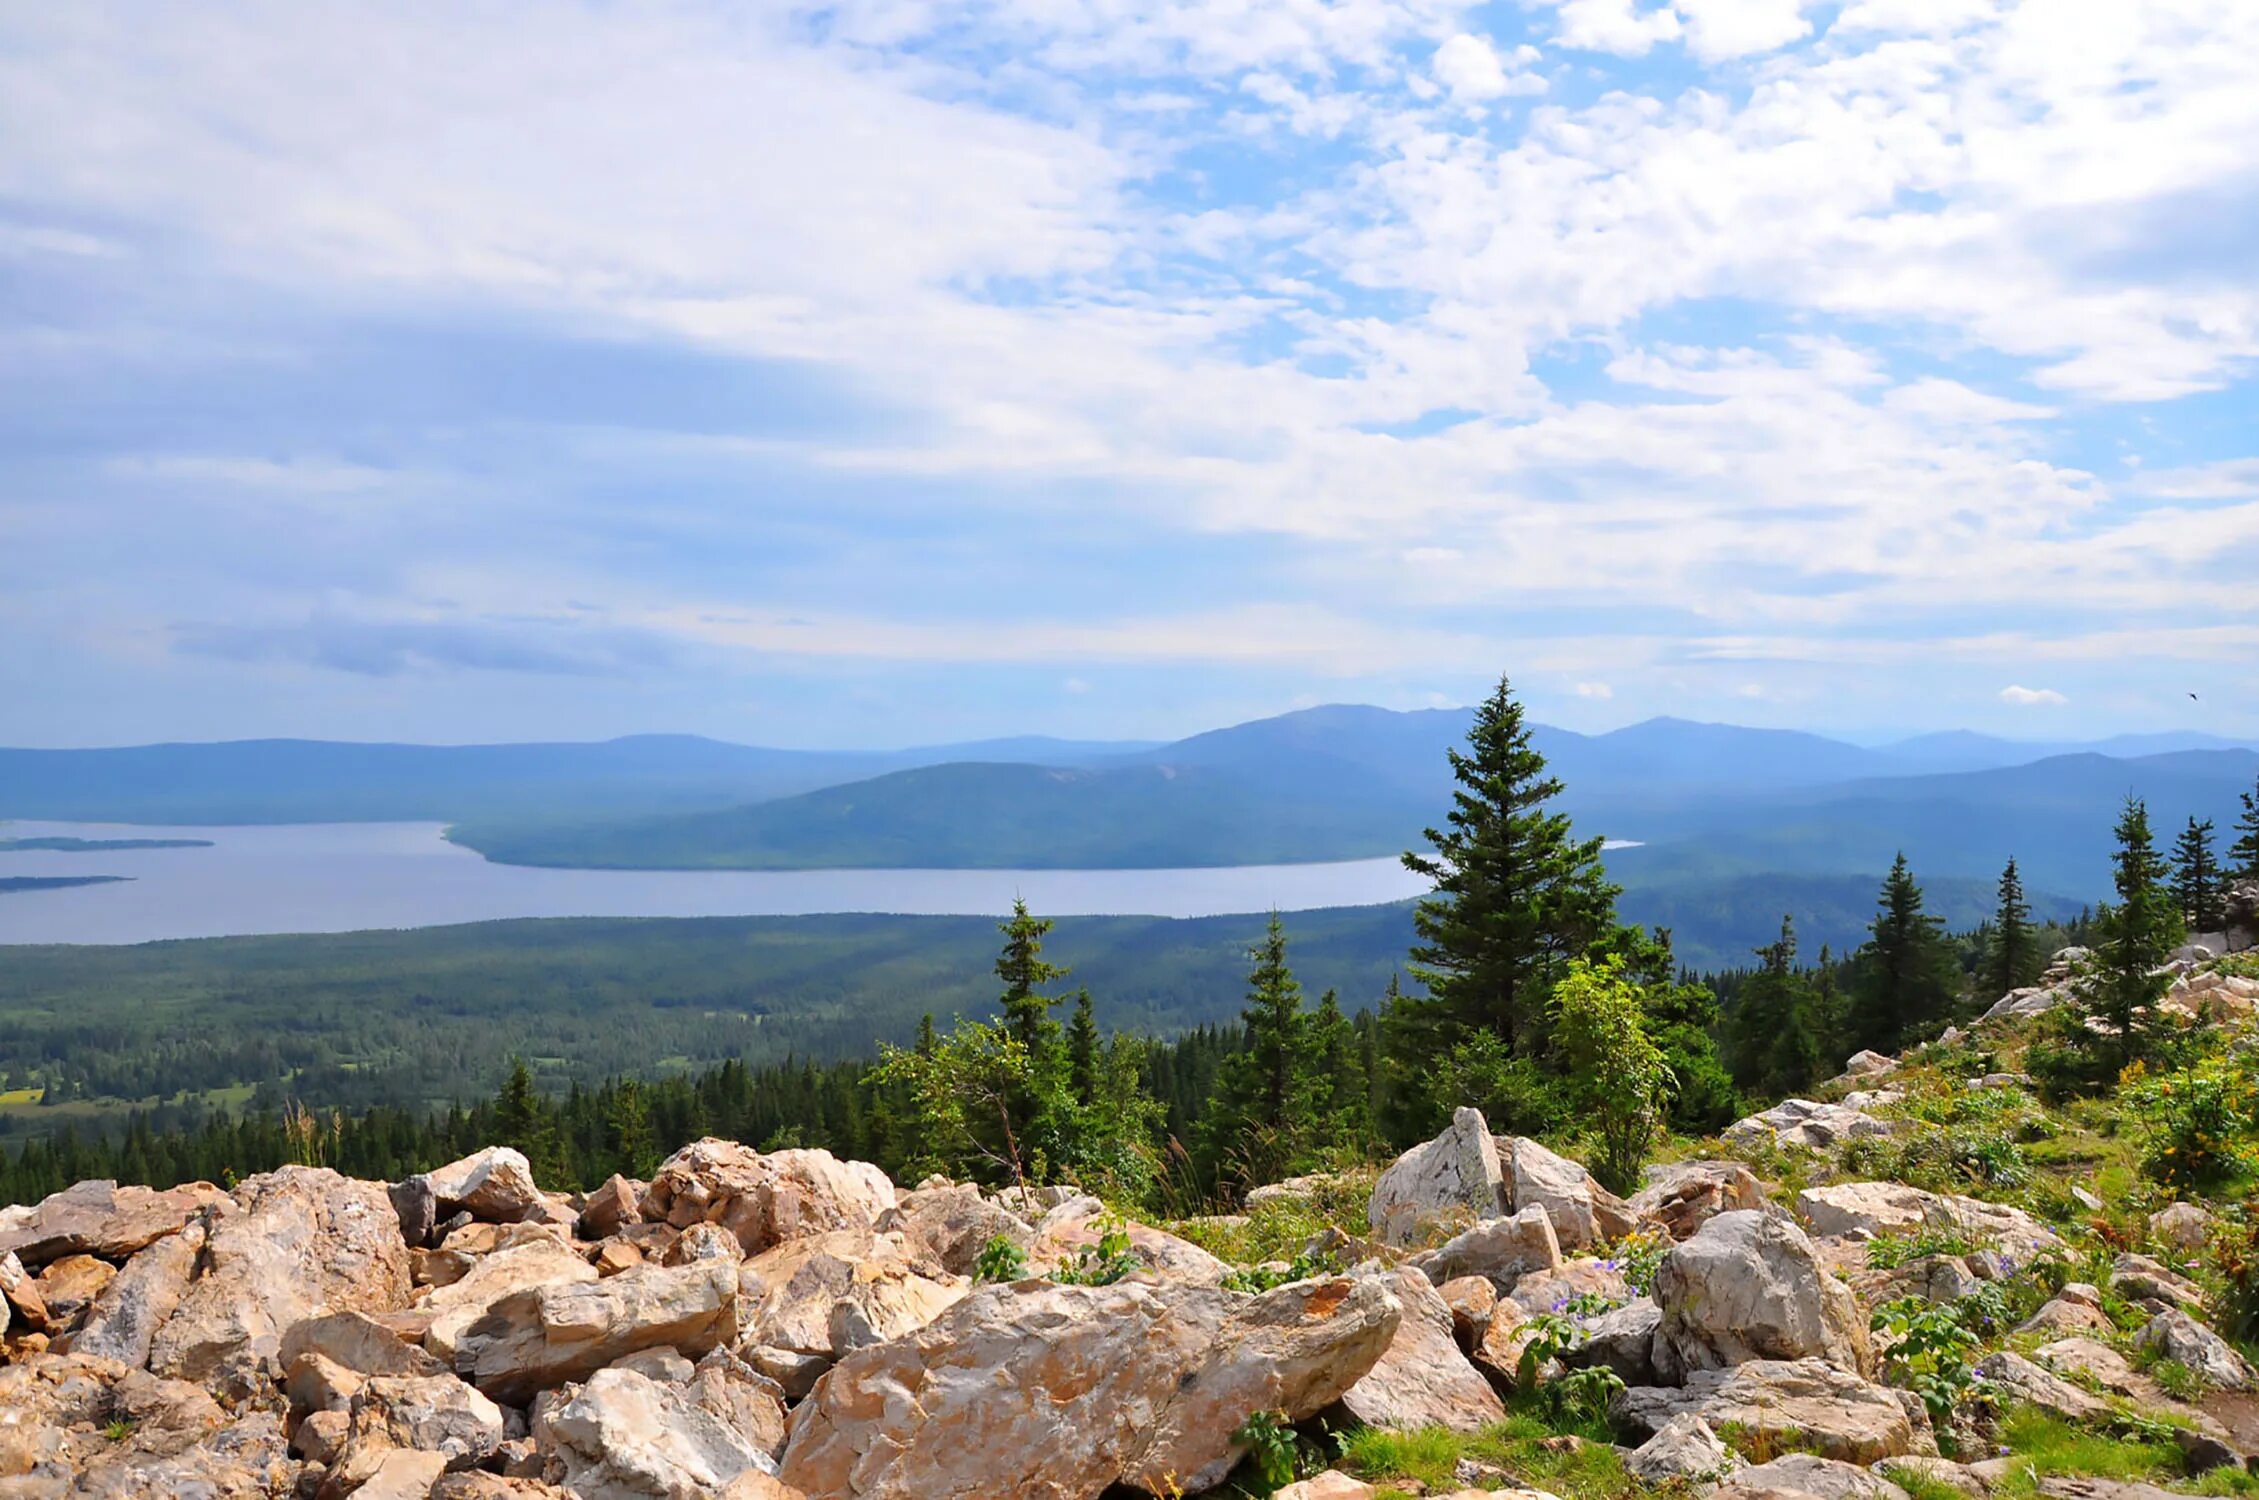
[2, 0, 2255, 749]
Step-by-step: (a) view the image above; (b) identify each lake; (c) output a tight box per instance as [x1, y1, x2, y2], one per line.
[0, 820, 1435, 945]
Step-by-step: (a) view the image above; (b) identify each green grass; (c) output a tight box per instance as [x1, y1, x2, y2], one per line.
[1881, 1463, 1983, 1500]
[1989, 1409, 2181, 1498]
[1337, 1414, 1659, 1500]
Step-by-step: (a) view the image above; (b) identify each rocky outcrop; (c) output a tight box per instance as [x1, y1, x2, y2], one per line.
[876, 1182, 1032, 1277]
[2137, 1309, 2252, 1390]
[422, 1232, 600, 1360]
[68, 1220, 206, 1368]
[1368, 1107, 1508, 1246]
[642, 1139, 896, 1256]
[1726, 1454, 1911, 1500]
[1407, 1204, 1561, 1289]
[536, 1365, 779, 1498]
[147, 1166, 410, 1392]
[1797, 1182, 2055, 1265]
[1332, 1267, 1507, 1432]
[778, 1276, 1402, 1498]
[1615, 1359, 1918, 1463]
[1653, 1211, 1870, 1381]
[420, 1147, 545, 1226]
[0, 1180, 226, 1268]
[1626, 1411, 1740, 1484]
[1974, 1350, 2109, 1423]
[456, 1259, 739, 1404]
[1726, 1100, 1894, 1151]
[736, 1228, 966, 1360]
[1500, 1136, 1636, 1251]
[1031, 1199, 1228, 1286]
[2149, 1202, 2215, 1255]
[1631, 1161, 1768, 1242]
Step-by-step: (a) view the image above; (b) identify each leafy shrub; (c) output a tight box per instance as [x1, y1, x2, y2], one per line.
[1872, 1295, 1982, 1432]
[1609, 1228, 1671, 1297]
[1230, 1409, 1307, 1493]
[1048, 1217, 1143, 1286]
[2214, 1213, 2259, 1345]
[1220, 1248, 1339, 1294]
[1865, 1229, 1979, 1271]
[2123, 1048, 2259, 1191]
[974, 1234, 1029, 1283]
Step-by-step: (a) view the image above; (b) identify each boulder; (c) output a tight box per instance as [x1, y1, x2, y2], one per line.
[1277, 1475, 1380, 1500]
[422, 1147, 545, 1224]
[2033, 1337, 2146, 1396]
[580, 1175, 645, 1240]
[1615, 1359, 1917, 1464]
[1725, 1454, 1910, 1500]
[1796, 1183, 2055, 1265]
[1560, 1298, 1663, 1385]
[283, 1309, 447, 1380]
[33, 1253, 116, 1327]
[1653, 1211, 1870, 1381]
[1, 1248, 45, 1332]
[685, 1347, 790, 1459]
[1725, 1100, 1894, 1151]
[2111, 1253, 2207, 1314]
[876, 1182, 1032, 1277]
[667, 1221, 747, 1265]
[1855, 1253, 1983, 1309]
[68, 1222, 206, 1368]
[0, 1180, 226, 1269]
[1508, 1257, 1630, 1314]
[422, 1233, 600, 1360]
[536, 1366, 778, 1499]
[642, 1139, 896, 1256]
[1436, 1276, 1498, 1349]
[1501, 1137, 1636, 1250]
[1974, 1350, 2108, 1422]
[1408, 1205, 1561, 1290]
[1030, 1202, 1226, 1286]
[1625, 1412, 1739, 1484]
[1368, 1107, 1508, 1247]
[1333, 1267, 1507, 1432]
[2136, 1309, 2252, 1390]
[456, 1258, 739, 1404]
[1631, 1161, 1768, 1242]
[737, 1228, 967, 1360]
[1842, 1051, 1897, 1078]
[779, 1275, 1401, 1499]
[2015, 1284, 2114, 1339]
[147, 1166, 410, 1393]
[347, 1371, 508, 1471]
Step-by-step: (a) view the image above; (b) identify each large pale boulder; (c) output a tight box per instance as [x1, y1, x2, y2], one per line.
[457, 1259, 740, 1404]
[643, 1139, 896, 1256]
[1625, 1412, 1740, 1484]
[1031, 1201, 1227, 1286]
[1631, 1161, 1768, 1243]
[1561, 1298, 1663, 1386]
[1408, 1205, 1561, 1289]
[1974, 1351, 2109, 1423]
[737, 1228, 967, 1359]
[1509, 1257, 1631, 1314]
[422, 1234, 600, 1360]
[0, 1180, 227, 1269]
[1501, 1137, 1636, 1250]
[1368, 1107, 1508, 1247]
[346, 1371, 508, 1471]
[779, 1275, 1401, 1499]
[537, 1366, 778, 1499]
[2015, 1283, 2114, 1339]
[147, 1166, 410, 1392]
[2137, 1309, 2253, 1390]
[876, 1183, 1032, 1278]
[2149, 1202, 2215, 1256]
[1615, 1359, 1917, 1463]
[69, 1222, 206, 1368]
[1725, 1100, 1893, 1151]
[1333, 1267, 1507, 1433]
[2111, 1253, 2207, 1314]
[1725, 1454, 1909, 1500]
[421, 1147, 544, 1225]
[1796, 1183, 2055, 1265]
[2033, 1337, 2146, 1397]
[1653, 1211, 1870, 1381]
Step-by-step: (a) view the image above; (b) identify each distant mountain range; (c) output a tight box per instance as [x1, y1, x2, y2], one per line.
[5, 708, 2254, 965]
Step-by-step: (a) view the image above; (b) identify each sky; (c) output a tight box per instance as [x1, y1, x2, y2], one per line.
[2, 0, 2256, 750]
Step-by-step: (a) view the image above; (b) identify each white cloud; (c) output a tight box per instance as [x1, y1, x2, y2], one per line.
[1573, 680, 1614, 698]
[1547, 0, 1684, 54]
[1431, 33, 1542, 101]
[2000, 684, 2068, 706]
[1673, 0, 1813, 60]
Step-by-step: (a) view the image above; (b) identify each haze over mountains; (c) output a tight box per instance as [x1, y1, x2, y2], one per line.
[6, 706, 2254, 969]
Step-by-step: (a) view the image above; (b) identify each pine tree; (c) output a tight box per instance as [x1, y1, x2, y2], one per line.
[2078, 796, 2182, 1076]
[1986, 856, 2038, 998]
[1305, 990, 1371, 1152]
[1849, 853, 1960, 1050]
[1066, 991, 1101, 1107]
[1724, 915, 1830, 1098]
[2233, 773, 2259, 879]
[2170, 817, 2224, 932]
[1385, 674, 1622, 1139]
[1195, 913, 1317, 1194]
[992, 899, 1072, 1172]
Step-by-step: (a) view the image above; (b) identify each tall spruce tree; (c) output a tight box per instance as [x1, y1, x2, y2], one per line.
[1986, 857, 2038, 998]
[2234, 773, 2259, 879]
[1066, 991, 1101, 1107]
[1385, 674, 1621, 1138]
[2170, 816, 2223, 933]
[1849, 853, 1960, 1050]
[1195, 913, 1318, 1194]
[1305, 989, 1372, 1152]
[1724, 915, 1829, 1098]
[2077, 796, 2182, 1076]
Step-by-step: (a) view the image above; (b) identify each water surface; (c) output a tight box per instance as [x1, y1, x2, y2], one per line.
[0, 820, 1434, 945]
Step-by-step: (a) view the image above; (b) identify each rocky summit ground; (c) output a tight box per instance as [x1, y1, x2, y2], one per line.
[3, 943, 2258, 1500]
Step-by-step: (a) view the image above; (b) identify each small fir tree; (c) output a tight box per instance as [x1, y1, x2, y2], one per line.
[1195, 913, 1318, 1194]
[1986, 856, 2039, 998]
[2233, 773, 2259, 879]
[1848, 853, 1960, 1050]
[2170, 816, 2224, 933]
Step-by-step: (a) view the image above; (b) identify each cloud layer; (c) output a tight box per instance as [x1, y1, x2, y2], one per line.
[0, 0, 2253, 745]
